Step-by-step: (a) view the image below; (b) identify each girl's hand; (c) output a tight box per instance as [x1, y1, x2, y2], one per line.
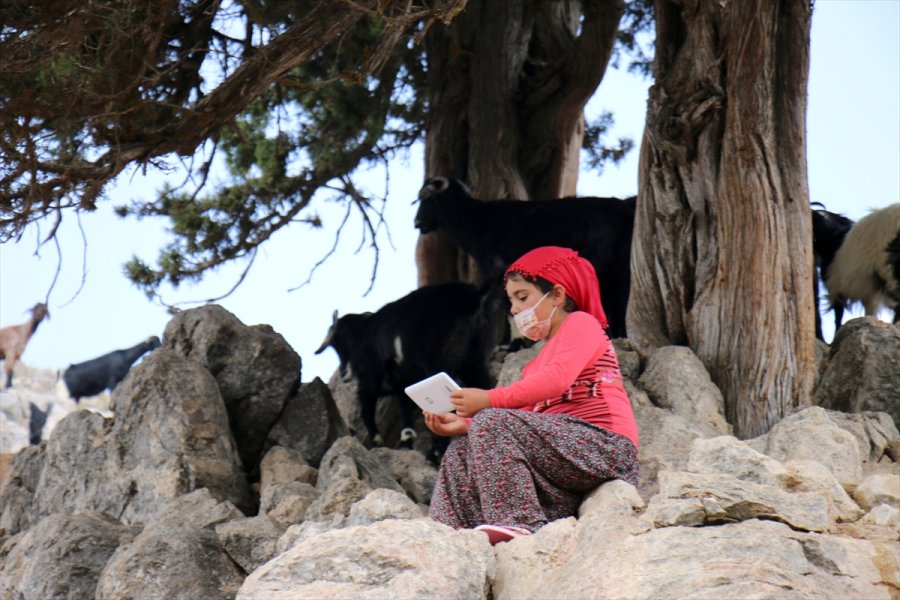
[424, 411, 470, 437]
[450, 388, 491, 418]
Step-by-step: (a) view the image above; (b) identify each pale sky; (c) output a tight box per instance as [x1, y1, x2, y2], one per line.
[1, 0, 898, 383]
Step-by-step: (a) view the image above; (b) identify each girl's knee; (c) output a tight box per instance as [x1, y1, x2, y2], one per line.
[470, 408, 517, 436]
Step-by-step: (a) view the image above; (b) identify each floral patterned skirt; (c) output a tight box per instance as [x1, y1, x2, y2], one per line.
[428, 408, 639, 533]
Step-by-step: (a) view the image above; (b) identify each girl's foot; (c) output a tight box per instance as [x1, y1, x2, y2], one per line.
[474, 524, 532, 545]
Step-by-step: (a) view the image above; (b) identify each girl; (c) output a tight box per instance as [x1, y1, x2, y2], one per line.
[425, 246, 639, 545]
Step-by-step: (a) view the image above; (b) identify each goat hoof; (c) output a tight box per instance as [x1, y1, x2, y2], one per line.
[397, 427, 417, 449]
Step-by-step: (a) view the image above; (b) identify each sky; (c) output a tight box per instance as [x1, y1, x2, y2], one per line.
[1, 0, 898, 384]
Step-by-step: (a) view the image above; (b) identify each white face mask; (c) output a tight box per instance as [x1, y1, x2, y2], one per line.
[513, 291, 556, 341]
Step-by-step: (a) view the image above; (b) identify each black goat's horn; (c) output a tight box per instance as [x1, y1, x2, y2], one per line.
[315, 310, 339, 354]
[418, 176, 449, 200]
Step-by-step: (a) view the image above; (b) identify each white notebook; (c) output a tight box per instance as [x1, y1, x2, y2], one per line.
[404, 372, 460, 414]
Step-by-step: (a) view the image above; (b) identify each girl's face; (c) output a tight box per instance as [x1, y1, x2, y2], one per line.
[506, 275, 557, 319]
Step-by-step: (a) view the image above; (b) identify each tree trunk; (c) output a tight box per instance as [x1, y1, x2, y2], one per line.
[629, 0, 815, 438]
[416, 0, 624, 285]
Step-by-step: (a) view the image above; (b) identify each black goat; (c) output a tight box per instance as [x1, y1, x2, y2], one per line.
[315, 282, 501, 462]
[63, 336, 161, 402]
[414, 177, 636, 338]
[811, 204, 855, 339]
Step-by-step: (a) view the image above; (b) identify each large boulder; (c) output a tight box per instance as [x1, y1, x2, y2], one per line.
[237, 519, 495, 600]
[0, 349, 253, 537]
[0, 445, 44, 536]
[0, 511, 134, 599]
[637, 346, 732, 437]
[304, 436, 405, 522]
[164, 305, 302, 470]
[748, 406, 863, 490]
[492, 516, 896, 600]
[95, 490, 246, 600]
[814, 317, 900, 426]
[265, 378, 350, 468]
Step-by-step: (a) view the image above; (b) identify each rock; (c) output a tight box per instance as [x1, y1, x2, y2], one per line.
[326, 372, 370, 446]
[686, 435, 788, 485]
[0, 444, 45, 535]
[305, 474, 373, 522]
[814, 317, 900, 426]
[887, 439, 900, 462]
[259, 445, 317, 494]
[216, 515, 286, 574]
[369, 447, 438, 505]
[750, 406, 862, 490]
[0, 453, 11, 487]
[260, 481, 319, 527]
[345, 488, 425, 527]
[95, 492, 246, 600]
[637, 346, 732, 437]
[852, 472, 900, 511]
[327, 372, 405, 449]
[491, 517, 581, 600]
[860, 503, 900, 529]
[613, 338, 642, 381]
[494, 517, 897, 600]
[629, 381, 710, 499]
[107, 350, 254, 518]
[315, 436, 405, 494]
[494, 342, 543, 388]
[578, 479, 645, 518]
[265, 378, 350, 468]
[824, 410, 900, 466]
[163, 305, 302, 470]
[780, 460, 863, 523]
[644, 470, 833, 532]
[237, 519, 495, 600]
[0, 512, 133, 600]
[492, 513, 648, 600]
[275, 517, 344, 555]
[0, 352, 254, 538]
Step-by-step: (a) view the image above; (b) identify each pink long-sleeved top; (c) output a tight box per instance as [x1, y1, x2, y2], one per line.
[487, 311, 639, 448]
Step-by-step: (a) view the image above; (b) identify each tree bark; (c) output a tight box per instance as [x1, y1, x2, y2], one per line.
[629, 0, 815, 438]
[416, 0, 625, 285]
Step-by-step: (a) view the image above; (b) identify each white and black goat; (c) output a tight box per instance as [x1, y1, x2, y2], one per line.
[0, 302, 50, 388]
[62, 335, 162, 402]
[811, 204, 855, 339]
[414, 177, 636, 338]
[816, 203, 900, 332]
[315, 282, 502, 463]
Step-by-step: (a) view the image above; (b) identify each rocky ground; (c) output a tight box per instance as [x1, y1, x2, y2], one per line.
[0, 306, 897, 599]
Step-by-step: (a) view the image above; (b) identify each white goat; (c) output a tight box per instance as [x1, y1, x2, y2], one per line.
[825, 203, 900, 326]
[0, 302, 51, 388]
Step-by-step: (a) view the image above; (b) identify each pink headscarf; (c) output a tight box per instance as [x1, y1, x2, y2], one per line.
[504, 246, 609, 329]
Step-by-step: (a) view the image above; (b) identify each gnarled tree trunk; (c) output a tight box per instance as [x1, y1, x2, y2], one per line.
[629, 0, 815, 438]
[416, 0, 625, 285]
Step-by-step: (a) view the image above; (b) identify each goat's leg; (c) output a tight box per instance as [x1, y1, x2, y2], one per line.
[396, 397, 418, 450]
[833, 302, 844, 335]
[358, 393, 382, 447]
[4, 364, 13, 388]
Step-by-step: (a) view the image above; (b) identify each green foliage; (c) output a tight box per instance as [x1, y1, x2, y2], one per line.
[2, 0, 651, 302]
[583, 111, 636, 175]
